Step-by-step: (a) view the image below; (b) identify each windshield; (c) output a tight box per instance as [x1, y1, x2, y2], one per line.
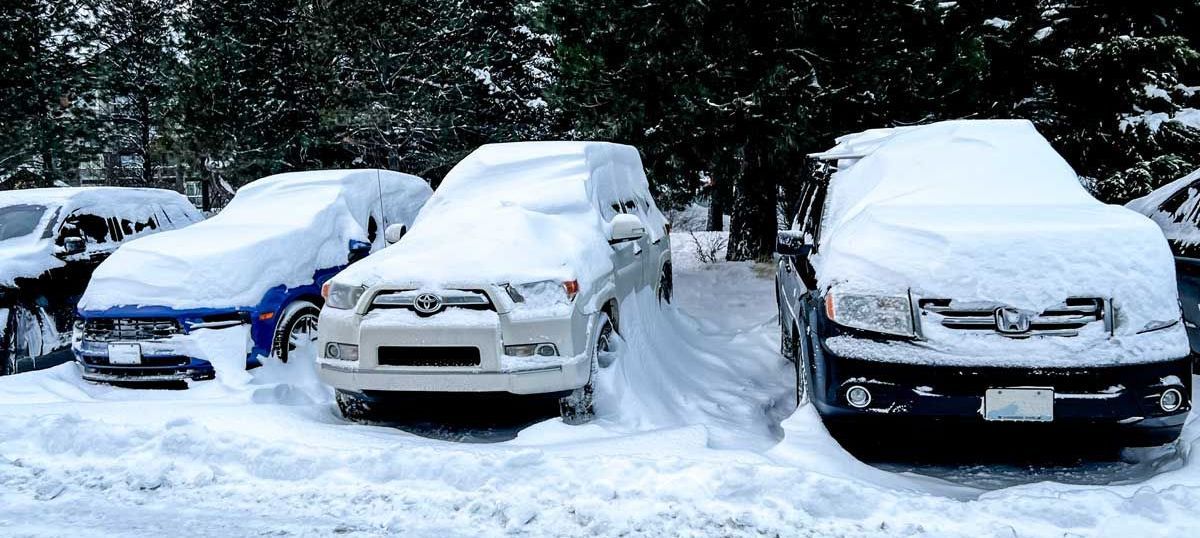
[0, 204, 48, 242]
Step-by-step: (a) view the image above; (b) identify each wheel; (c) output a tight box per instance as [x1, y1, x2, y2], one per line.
[656, 264, 673, 304]
[792, 327, 809, 407]
[1, 309, 16, 376]
[336, 390, 376, 421]
[272, 300, 321, 363]
[560, 313, 614, 424]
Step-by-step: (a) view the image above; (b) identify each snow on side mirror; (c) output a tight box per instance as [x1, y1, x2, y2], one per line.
[609, 213, 647, 244]
[384, 224, 407, 245]
[776, 230, 812, 257]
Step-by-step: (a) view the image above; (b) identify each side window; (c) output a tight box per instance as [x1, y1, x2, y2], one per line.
[1158, 180, 1200, 225]
[58, 212, 110, 246]
[367, 216, 379, 244]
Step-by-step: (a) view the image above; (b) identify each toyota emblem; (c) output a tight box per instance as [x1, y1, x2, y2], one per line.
[413, 292, 444, 315]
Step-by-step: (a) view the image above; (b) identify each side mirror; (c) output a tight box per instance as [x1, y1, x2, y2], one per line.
[776, 230, 812, 257]
[384, 224, 407, 245]
[58, 237, 86, 256]
[348, 239, 372, 264]
[609, 213, 646, 244]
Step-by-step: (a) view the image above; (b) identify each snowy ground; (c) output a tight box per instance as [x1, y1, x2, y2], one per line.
[1, 234, 1199, 536]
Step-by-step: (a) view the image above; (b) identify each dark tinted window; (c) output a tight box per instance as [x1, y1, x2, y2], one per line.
[1158, 180, 1200, 224]
[59, 213, 110, 244]
[0, 204, 47, 241]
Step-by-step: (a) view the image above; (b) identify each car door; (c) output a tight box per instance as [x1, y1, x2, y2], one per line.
[1157, 180, 1200, 356]
[779, 182, 815, 324]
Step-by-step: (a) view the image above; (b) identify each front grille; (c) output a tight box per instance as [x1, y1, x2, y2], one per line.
[377, 346, 481, 367]
[919, 298, 1106, 337]
[84, 318, 181, 342]
[370, 289, 494, 313]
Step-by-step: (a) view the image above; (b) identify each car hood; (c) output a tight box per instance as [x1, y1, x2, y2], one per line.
[816, 203, 1182, 336]
[0, 240, 59, 288]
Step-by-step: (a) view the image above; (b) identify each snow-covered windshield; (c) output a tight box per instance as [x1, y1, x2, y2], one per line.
[0, 204, 47, 242]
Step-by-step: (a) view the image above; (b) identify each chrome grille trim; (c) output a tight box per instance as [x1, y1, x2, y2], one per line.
[370, 289, 493, 311]
[918, 298, 1106, 337]
[83, 318, 182, 342]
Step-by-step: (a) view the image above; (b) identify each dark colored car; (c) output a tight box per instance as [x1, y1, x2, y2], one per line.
[0, 187, 203, 376]
[1127, 168, 1200, 368]
[776, 120, 1191, 447]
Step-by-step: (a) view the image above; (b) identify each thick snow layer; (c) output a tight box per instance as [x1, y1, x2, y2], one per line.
[1127, 167, 1200, 245]
[0, 236, 1199, 535]
[333, 142, 668, 313]
[79, 170, 430, 311]
[813, 120, 1187, 365]
[0, 187, 201, 287]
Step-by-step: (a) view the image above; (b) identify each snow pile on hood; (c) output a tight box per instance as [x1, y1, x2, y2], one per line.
[335, 142, 665, 307]
[1127, 167, 1200, 245]
[813, 120, 1186, 363]
[80, 170, 429, 311]
[0, 187, 199, 287]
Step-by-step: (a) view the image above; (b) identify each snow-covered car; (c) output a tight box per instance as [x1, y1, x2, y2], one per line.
[317, 142, 672, 423]
[1, 187, 202, 376]
[776, 119, 1191, 446]
[73, 170, 431, 383]
[1127, 167, 1200, 367]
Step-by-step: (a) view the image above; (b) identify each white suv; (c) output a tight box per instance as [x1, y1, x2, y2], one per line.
[317, 142, 672, 423]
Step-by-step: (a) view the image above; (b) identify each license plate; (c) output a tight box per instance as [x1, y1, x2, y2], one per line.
[984, 388, 1054, 422]
[108, 343, 142, 365]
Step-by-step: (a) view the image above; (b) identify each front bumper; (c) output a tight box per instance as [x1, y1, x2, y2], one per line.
[317, 306, 594, 395]
[75, 337, 218, 383]
[812, 339, 1192, 433]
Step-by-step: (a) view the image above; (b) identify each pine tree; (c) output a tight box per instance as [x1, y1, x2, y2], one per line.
[311, 0, 554, 180]
[85, 0, 183, 188]
[0, 0, 94, 185]
[176, 0, 326, 204]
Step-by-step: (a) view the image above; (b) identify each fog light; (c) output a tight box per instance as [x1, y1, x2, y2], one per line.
[505, 343, 559, 357]
[1160, 388, 1183, 413]
[846, 385, 872, 408]
[324, 343, 358, 361]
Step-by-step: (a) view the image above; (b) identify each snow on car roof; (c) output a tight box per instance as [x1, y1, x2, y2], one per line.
[0, 186, 192, 209]
[334, 142, 666, 304]
[820, 119, 1095, 235]
[80, 169, 430, 311]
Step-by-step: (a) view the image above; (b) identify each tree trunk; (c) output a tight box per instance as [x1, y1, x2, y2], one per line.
[726, 151, 778, 262]
[707, 183, 724, 232]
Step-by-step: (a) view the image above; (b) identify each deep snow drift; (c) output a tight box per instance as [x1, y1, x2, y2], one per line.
[1, 235, 1198, 537]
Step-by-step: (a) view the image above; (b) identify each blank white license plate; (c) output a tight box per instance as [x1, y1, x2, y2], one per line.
[108, 343, 143, 365]
[984, 388, 1054, 422]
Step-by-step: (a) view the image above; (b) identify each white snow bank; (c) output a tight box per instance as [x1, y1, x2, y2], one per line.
[0, 187, 201, 287]
[79, 170, 430, 310]
[0, 246, 1199, 536]
[333, 142, 668, 313]
[814, 120, 1186, 365]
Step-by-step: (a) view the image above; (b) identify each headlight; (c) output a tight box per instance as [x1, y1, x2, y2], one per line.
[505, 280, 579, 307]
[323, 281, 366, 310]
[825, 292, 914, 337]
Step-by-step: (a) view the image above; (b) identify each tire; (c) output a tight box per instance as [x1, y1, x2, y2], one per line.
[792, 326, 808, 407]
[272, 300, 321, 363]
[336, 390, 376, 421]
[1, 309, 16, 376]
[559, 313, 614, 425]
[656, 264, 673, 304]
